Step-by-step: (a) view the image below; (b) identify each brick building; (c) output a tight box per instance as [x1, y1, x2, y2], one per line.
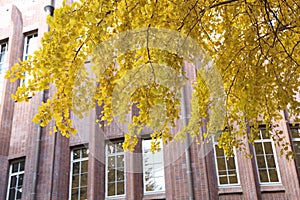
[1, 0, 300, 200]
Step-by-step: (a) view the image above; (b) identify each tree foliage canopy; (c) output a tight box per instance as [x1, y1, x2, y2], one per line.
[6, 0, 300, 157]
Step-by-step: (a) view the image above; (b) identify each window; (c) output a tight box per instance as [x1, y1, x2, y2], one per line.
[105, 141, 125, 198]
[142, 139, 165, 194]
[213, 141, 240, 186]
[6, 159, 25, 200]
[23, 32, 38, 61]
[290, 125, 300, 173]
[69, 147, 88, 200]
[0, 42, 8, 102]
[21, 32, 38, 87]
[253, 128, 280, 184]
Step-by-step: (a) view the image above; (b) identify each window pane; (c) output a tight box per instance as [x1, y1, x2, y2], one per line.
[19, 161, 25, 171]
[266, 155, 276, 168]
[117, 182, 124, 195]
[261, 129, 270, 139]
[80, 187, 87, 200]
[259, 169, 268, 182]
[115, 142, 123, 153]
[73, 162, 80, 175]
[72, 175, 79, 188]
[291, 127, 300, 138]
[264, 142, 273, 155]
[219, 176, 228, 185]
[10, 176, 17, 188]
[16, 189, 22, 199]
[18, 174, 24, 187]
[153, 151, 164, 164]
[12, 163, 19, 173]
[154, 176, 165, 191]
[146, 179, 155, 191]
[229, 175, 238, 184]
[254, 143, 263, 155]
[108, 157, 115, 169]
[256, 155, 266, 168]
[107, 183, 115, 196]
[81, 160, 88, 173]
[81, 173, 88, 187]
[293, 141, 300, 153]
[227, 157, 236, 170]
[9, 188, 15, 200]
[71, 188, 78, 200]
[108, 169, 115, 182]
[296, 155, 300, 166]
[143, 140, 152, 152]
[215, 146, 224, 157]
[73, 150, 80, 160]
[217, 158, 226, 171]
[107, 144, 115, 154]
[269, 169, 279, 182]
[82, 148, 89, 158]
[117, 170, 124, 181]
[117, 155, 124, 167]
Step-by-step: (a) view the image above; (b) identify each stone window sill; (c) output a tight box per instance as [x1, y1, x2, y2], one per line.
[143, 192, 166, 200]
[260, 184, 285, 193]
[218, 186, 243, 195]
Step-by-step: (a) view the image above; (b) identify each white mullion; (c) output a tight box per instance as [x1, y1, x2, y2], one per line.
[105, 145, 108, 197]
[69, 151, 73, 200]
[114, 153, 117, 196]
[270, 138, 281, 183]
[15, 163, 20, 200]
[6, 164, 12, 200]
[78, 159, 81, 200]
[14, 174, 19, 200]
[223, 152, 230, 184]
[213, 144, 221, 186]
[261, 140, 271, 182]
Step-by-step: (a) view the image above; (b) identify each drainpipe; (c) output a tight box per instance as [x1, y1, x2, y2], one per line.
[30, 2, 54, 200]
[181, 66, 194, 200]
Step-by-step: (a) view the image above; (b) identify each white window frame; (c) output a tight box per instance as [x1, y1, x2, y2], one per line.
[290, 125, 300, 173]
[6, 159, 25, 200]
[105, 141, 126, 199]
[20, 32, 38, 88]
[69, 147, 89, 200]
[23, 32, 38, 61]
[0, 42, 8, 103]
[0, 42, 7, 67]
[142, 139, 165, 195]
[253, 128, 281, 185]
[213, 139, 240, 187]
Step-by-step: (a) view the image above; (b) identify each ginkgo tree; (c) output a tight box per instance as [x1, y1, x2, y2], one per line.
[6, 0, 300, 157]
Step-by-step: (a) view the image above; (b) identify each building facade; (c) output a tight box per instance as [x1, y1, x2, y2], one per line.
[0, 0, 300, 200]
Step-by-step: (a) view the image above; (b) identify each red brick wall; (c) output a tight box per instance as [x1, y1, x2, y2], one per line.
[1, 1, 300, 200]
